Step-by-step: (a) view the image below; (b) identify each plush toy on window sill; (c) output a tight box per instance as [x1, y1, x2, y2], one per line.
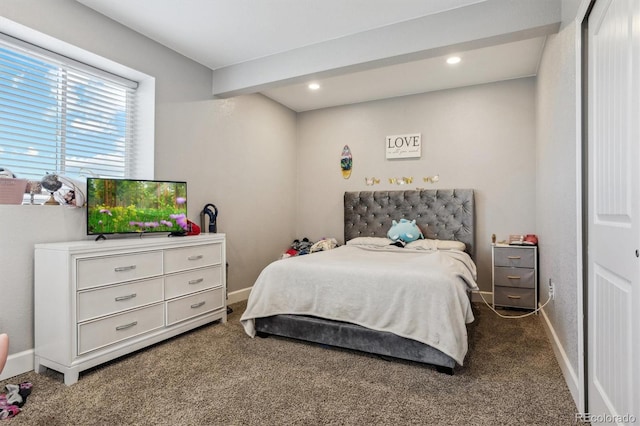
[387, 219, 424, 244]
[0, 168, 16, 178]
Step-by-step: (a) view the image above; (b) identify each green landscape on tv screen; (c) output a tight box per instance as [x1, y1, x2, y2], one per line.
[87, 178, 187, 235]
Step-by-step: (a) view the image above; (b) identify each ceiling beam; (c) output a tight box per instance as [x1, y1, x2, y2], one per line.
[212, 0, 561, 98]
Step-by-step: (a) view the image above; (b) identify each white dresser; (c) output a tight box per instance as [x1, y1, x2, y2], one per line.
[34, 234, 226, 385]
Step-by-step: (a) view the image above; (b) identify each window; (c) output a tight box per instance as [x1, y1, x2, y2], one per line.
[0, 35, 138, 180]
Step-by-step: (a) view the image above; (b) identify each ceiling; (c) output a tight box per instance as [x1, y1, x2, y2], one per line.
[76, 0, 562, 112]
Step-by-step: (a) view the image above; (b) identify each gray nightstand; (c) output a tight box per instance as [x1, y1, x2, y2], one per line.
[492, 245, 538, 310]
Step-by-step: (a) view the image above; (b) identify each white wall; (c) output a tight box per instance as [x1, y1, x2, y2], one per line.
[0, 0, 212, 104]
[0, 3, 584, 399]
[0, 206, 86, 372]
[0, 0, 206, 357]
[536, 18, 582, 408]
[296, 78, 537, 291]
[0, 1, 297, 368]
[156, 95, 298, 296]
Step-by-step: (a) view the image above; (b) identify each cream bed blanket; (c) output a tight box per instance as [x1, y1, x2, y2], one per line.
[240, 245, 479, 365]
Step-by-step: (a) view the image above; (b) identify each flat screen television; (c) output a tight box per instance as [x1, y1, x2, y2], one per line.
[86, 178, 188, 237]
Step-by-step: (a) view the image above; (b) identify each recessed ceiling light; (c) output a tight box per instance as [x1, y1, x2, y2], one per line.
[308, 83, 320, 90]
[446, 56, 461, 65]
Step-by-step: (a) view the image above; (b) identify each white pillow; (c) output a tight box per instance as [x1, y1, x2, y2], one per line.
[346, 237, 395, 247]
[404, 239, 437, 251]
[407, 239, 466, 251]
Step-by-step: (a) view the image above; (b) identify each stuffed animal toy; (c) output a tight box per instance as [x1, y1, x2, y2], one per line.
[310, 237, 338, 253]
[281, 237, 315, 259]
[0, 167, 16, 178]
[296, 237, 314, 255]
[387, 219, 424, 243]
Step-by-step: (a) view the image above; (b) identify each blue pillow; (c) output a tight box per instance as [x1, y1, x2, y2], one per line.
[387, 219, 424, 243]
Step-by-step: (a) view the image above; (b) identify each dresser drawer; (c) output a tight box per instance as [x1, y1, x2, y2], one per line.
[493, 267, 535, 289]
[77, 251, 163, 290]
[166, 288, 224, 326]
[164, 244, 222, 273]
[494, 286, 536, 309]
[77, 278, 164, 322]
[77, 303, 164, 355]
[493, 247, 535, 268]
[165, 266, 222, 299]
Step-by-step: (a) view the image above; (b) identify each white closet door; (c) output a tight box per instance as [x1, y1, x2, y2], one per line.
[588, 0, 639, 423]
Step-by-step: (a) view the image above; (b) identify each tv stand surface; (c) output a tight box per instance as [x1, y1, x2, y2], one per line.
[34, 233, 226, 385]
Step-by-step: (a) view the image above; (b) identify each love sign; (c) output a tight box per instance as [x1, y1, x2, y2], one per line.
[385, 133, 421, 159]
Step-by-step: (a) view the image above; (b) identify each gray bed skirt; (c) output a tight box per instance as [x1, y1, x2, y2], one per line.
[255, 314, 456, 374]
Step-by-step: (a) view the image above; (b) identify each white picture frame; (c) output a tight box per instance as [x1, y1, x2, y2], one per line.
[385, 133, 421, 159]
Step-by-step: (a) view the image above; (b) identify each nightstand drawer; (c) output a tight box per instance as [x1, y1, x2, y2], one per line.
[494, 286, 536, 309]
[493, 267, 535, 289]
[493, 247, 535, 268]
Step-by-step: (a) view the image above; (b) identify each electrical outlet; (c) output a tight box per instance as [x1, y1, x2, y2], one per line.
[548, 279, 555, 300]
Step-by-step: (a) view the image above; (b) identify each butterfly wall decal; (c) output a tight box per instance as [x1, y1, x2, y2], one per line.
[364, 177, 380, 186]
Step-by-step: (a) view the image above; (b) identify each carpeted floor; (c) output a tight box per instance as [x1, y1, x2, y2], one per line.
[2, 302, 577, 425]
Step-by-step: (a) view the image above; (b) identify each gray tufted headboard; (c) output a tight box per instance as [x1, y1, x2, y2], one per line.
[344, 189, 475, 258]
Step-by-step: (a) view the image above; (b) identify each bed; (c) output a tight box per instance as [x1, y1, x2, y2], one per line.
[240, 189, 477, 374]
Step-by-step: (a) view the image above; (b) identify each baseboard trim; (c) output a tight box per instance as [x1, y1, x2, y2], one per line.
[0, 349, 34, 381]
[472, 291, 581, 410]
[539, 305, 581, 410]
[228, 286, 252, 305]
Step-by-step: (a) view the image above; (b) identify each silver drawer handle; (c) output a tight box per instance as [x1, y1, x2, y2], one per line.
[191, 301, 205, 309]
[114, 265, 136, 272]
[115, 321, 138, 331]
[115, 293, 137, 301]
[507, 275, 521, 279]
[507, 295, 522, 299]
[187, 255, 203, 261]
[507, 256, 521, 260]
[188, 278, 204, 285]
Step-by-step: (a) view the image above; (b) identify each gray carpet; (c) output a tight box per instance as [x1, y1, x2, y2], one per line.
[2, 302, 577, 425]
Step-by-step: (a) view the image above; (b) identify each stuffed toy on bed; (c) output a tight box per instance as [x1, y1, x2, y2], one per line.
[387, 219, 424, 244]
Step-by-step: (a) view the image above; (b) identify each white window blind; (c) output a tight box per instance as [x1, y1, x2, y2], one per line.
[0, 35, 138, 180]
